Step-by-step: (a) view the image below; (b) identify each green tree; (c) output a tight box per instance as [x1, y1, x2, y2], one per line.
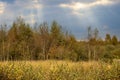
[39, 22, 52, 60]
[0, 24, 7, 61]
[87, 27, 100, 60]
[18, 18, 33, 60]
[7, 17, 34, 60]
[49, 21, 65, 59]
[50, 21, 63, 46]
[105, 34, 111, 44]
[7, 22, 19, 60]
[112, 35, 118, 45]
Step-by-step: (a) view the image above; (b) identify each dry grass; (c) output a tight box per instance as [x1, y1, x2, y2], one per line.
[0, 60, 120, 80]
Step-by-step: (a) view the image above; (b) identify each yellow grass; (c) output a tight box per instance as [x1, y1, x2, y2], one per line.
[0, 60, 119, 80]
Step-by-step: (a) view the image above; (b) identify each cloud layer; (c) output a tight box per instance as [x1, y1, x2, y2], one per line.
[60, 0, 112, 10]
[0, 0, 120, 39]
[60, 0, 119, 16]
[0, 0, 43, 25]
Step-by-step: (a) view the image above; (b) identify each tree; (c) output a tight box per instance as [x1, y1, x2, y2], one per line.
[1, 17, 120, 61]
[50, 21, 63, 46]
[0, 24, 7, 61]
[88, 26, 92, 41]
[105, 34, 111, 44]
[94, 28, 99, 40]
[18, 18, 34, 60]
[87, 27, 100, 60]
[49, 21, 65, 59]
[93, 28, 99, 60]
[112, 35, 118, 45]
[39, 22, 52, 60]
[7, 18, 34, 60]
[7, 22, 19, 60]
[87, 27, 92, 61]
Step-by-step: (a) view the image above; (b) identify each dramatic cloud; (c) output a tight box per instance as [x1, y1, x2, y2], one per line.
[0, 1, 6, 14]
[60, 0, 116, 10]
[0, 0, 120, 39]
[60, 0, 118, 16]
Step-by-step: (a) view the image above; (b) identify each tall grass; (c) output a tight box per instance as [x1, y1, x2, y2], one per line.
[0, 60, 120, 80]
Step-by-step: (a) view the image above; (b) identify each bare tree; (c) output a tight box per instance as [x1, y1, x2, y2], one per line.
[87, 26, 92, 61]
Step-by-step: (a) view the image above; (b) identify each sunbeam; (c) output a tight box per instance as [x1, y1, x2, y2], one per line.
[30, 0, 43, 25]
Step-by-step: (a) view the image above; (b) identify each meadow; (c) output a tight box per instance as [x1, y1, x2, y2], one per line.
[0, 60, 120, 80]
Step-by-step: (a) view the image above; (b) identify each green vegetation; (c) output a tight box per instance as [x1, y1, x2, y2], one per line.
[0, 17, 120, 80]
[0, 61, 120, 80]
[0, 17, 120, 62]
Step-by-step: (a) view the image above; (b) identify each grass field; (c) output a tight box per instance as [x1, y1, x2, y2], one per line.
[0, 60, 120, 80]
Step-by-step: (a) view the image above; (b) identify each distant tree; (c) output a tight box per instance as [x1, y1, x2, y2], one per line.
[32, 29, 42, 60]
[87, 27, 92, 61]
[94, 28, 99, 40]
[1, 17, 120, 61]
[39, 22, 52, 60]
[7, 18, 34, 60]
[50, 21, 63, 46]
[88, 26, 92, 41]
[0, 24, 7, 61]
[7, 22, 19, 60]
[67, 34, 76, 49]
[112, 35, 118, 45]
[105, 34, 111, 44]
[93, 28, 99, 60]
[87, 27, 101, 60]
[49, 21, 65, 59]
[89, 28, 99, 45]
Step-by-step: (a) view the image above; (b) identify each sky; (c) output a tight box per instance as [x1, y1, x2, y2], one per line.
[0, 0, 120, 40]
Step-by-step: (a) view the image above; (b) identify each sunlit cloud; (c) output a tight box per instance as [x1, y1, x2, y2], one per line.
[60, 0, 118, 16]
[60, 0, 116, 11]
[33, 0, 40, 3]
[59, 0, 119, 29]
[0, 2, 6, 15]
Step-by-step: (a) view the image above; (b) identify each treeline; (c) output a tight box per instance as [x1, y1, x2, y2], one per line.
[0, 18, 120, 61]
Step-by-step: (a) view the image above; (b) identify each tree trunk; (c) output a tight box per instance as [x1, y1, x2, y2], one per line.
[2, 40, 5, 61]
[93, 46, 96, 60]
[88, 44, 91, 61]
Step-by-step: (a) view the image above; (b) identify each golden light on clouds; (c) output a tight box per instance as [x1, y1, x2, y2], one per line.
[60, 0, 113, 11]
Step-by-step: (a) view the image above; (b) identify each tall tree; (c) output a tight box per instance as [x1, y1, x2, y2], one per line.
[87, 26, 92, 61]
[88, 26, 92, 40]
[93, 28, 99, 60]
[105, 34, 111, 44]
[18, 18, 33, 60]
[87, 27, 100, 60]
[49, 21, 64, 58]
[112, 35, 118, 45]
[94, 28, 99, 40]
[0, 24, 7, 61]
[7, 22, 19, 60]
[39, 22, 52, 60]
[50, 21, 63, 46]
[7, 17, 34, 60]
